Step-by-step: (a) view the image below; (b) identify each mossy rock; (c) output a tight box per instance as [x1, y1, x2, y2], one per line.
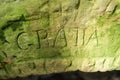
[0, 0, 120, 79]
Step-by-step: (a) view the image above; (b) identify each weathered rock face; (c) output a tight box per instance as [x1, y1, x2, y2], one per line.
[0, 0, 119, 79]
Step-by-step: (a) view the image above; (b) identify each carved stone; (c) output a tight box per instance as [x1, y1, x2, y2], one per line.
[0, 0, 119, 79]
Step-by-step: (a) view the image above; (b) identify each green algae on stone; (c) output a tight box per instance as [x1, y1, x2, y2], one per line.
[0, 0, 120, 79]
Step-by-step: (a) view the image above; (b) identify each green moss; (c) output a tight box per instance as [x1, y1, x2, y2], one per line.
[40, 12, 50, 29]
[0, 0, 120, 78]
[107, 24, 120, 54]
[0, 1, 28, 43]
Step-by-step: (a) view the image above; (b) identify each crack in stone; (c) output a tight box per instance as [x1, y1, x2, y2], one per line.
[2, 51, 7, 58]
[43, 59, 47, 74]
[1, 15, 25, 31]
[38, 0, 49, 9]
[103, 0, 114, 13]
[95, 28, 99, 45]
[111, 5, 117, 14]
[0, 30, 9, 44]
[18, 68, 22, 74]
[64, 60, 72, 71]
[102, 59, 106, 68]
[75, 0, 81, 9]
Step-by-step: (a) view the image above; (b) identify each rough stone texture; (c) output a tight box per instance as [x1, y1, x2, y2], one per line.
[0, 0, 119, 79]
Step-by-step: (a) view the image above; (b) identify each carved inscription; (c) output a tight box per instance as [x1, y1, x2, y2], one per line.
[15, 27, 98, 50]
[53, 28, 67, 48]
[33, 29, 48, 49]
[85, 29, 99, 46]
[34, 30, 41, 49]
[16, 32, 29, 50]
[82, 29, 86, 46]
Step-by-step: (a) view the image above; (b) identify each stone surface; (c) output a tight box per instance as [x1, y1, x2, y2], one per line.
[0, 0, 120, 79]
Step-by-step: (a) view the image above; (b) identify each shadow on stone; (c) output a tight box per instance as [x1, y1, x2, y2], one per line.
[8, 70, 120, 80]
